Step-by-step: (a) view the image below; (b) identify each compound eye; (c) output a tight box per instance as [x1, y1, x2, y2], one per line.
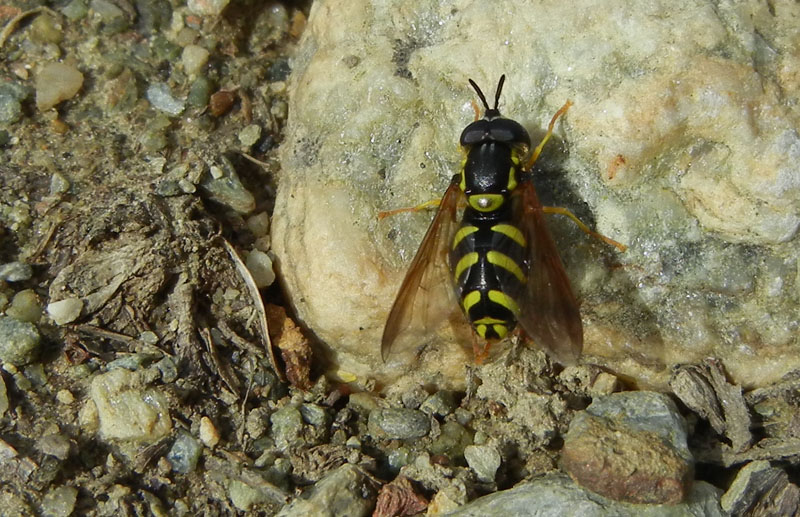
[489, 119, 531, 147]
[489, 126, 516, 142]
[460, 120, 490, 146]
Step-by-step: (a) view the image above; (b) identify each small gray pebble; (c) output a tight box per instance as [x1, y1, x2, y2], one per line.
[271, 406, 304, 450]
[0, 316, 41, 366]
[0, 262, 33, 282]
[401, 386, 429, 409]
[465, 444, 502, 483]
[146, 82, 185, 116]
[368, 408, 430, 439]
[167, 430, 203, 474]
[387, 447, 412, 472]
[420, 390, 458, 416]
[300, 403, 330, 428]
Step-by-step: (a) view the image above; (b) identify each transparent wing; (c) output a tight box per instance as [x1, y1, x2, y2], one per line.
[382, 180, 466, 362]
[505, 180, 583, 364]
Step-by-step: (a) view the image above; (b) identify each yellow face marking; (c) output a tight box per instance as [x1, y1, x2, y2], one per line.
[493, 324, 509, 339]
[468, 194, 504, 212]
[453, 252, 479, 283]
[476, 324, 488, 338]
[487, 250, 526, 283]
[453, 225, 479, 249]
[491, 224, 526, 247]
[488, 290, 520, 317]
[462, 290, 481, 313]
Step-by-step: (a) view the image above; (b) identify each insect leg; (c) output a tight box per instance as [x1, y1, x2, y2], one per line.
[470, 100, 481, 121]
[378, 199, 442, 220]
[542, 206, 627, 251]
[524, 100, 573, 171]
[472, 335, 490, 365]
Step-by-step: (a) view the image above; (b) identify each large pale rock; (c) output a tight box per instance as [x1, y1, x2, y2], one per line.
[273, 0, 800, 390]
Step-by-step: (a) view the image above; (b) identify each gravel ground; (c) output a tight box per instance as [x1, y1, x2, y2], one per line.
[1, 1, 799, 516]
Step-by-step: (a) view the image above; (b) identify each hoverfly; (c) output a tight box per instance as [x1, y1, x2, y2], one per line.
[381, 75, 624, 365]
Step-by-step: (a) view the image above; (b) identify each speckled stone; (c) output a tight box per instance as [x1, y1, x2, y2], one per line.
[430, 421, 472, 459]
[276, 464, 378, 517]
[272, 0, 800, 391]
[167, 430, 203, 473]
[464, 444, 501, 483]
[420, 390, 458, 416]
[36, 62, 83, 111]
[89, 368, 172, 443]
[0, 261, 32, 282]
[40, 486, 78, 517]
[368, 408, 430, 440]
[447, 473, 723, 516]
[0, 315, 41, 366]
[562, 392, 693, 505]
[271, 406, 304, 450]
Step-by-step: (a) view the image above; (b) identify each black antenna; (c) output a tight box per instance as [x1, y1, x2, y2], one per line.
[493, 74, 506, 110]
[468, 78, 490, 111]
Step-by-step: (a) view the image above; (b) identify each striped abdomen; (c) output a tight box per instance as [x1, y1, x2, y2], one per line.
[449, 212, 527, 339]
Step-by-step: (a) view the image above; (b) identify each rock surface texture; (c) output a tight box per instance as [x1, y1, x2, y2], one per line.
[273, 0, 800, 390]
[562, 392, 693, 504]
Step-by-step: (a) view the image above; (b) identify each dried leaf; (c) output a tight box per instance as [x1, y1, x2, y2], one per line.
[220, 238, 284, 381]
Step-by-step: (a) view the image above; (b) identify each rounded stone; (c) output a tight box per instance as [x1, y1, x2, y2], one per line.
[562, 391, 693, 505]
[368, 408, 430, 440]
[0, 316, 41, 366]
[6, 289, 42, 323]
[181, 45, 210, 76]
[245, 250, 275, 288]
[47, 298, 83, 325]
[199, 416, 220, 448]
[271, 0, 800, 392]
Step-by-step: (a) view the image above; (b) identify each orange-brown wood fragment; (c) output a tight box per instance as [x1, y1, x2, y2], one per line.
[265, 304, 312, 390]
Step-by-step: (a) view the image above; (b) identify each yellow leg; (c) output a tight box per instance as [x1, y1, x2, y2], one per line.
[524, 100, 573, 171]
[543, 206, 628, 252]
[378, 198, 441, 220]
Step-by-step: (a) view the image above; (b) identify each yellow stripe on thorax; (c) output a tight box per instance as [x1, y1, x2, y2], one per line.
[507, 148, 523, 191]
[459, 154, 468, 191]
